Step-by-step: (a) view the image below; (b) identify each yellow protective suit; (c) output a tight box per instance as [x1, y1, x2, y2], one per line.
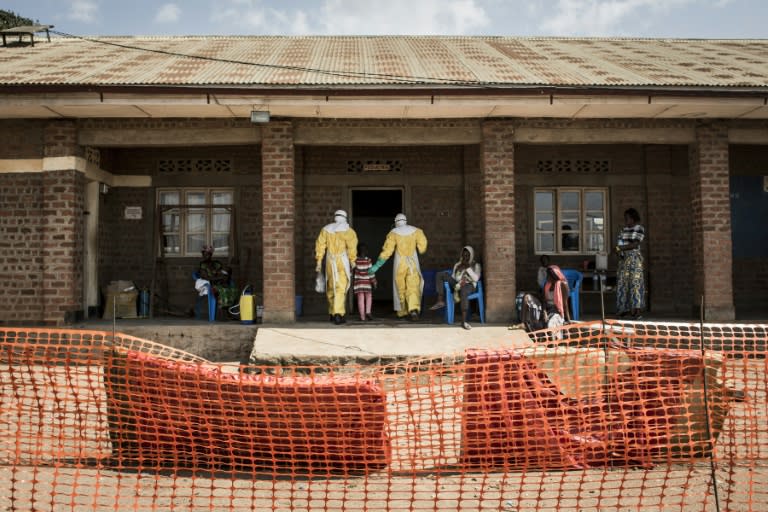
[315, 222, 358, 316]
[377, 226, 428, 317]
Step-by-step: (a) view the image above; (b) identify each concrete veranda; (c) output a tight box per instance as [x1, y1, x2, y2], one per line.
[73, 299, 765, 367]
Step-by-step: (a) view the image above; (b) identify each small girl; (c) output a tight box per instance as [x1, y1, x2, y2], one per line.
[353, 243, 377, 321]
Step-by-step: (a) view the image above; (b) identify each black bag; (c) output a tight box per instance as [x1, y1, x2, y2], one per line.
[520, 293, 547, 333]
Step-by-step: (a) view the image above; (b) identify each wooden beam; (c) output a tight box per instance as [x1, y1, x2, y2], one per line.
[78, 127, 261, 147]
[0, 158, 42, 173]
[729, 128, 768, 144]
[294, 125, 482, 145]
[513, 127, 696, 144]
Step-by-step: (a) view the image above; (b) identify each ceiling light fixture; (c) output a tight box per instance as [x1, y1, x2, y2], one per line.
[250, 110, 270, 123]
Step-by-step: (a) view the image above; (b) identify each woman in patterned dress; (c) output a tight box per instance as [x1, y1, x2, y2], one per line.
[615, 208, 645, 319]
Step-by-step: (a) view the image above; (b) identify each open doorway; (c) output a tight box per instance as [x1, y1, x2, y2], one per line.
[351, 189, 403, 308]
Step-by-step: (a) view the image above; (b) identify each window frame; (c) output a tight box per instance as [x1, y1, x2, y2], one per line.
[156, 187, 235, 258]
[533, 187, 609, 255]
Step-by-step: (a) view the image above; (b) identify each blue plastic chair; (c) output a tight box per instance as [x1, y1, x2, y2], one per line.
[421, 269, 438, 300]
[444, 279, 485, 325]
[561, 269, 583, 321]
[192, 271, 217, 322]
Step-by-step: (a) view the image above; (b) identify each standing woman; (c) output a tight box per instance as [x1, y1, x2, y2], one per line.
[615, 208, 645, 319]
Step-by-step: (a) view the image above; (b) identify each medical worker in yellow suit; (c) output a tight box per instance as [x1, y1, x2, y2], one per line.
[315, 209, 358, 325]
[369, 213, 428, 321]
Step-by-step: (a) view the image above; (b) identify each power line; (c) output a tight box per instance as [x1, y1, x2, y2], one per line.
[51, 30, 491, 88]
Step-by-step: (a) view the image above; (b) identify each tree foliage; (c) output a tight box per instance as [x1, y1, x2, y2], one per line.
[0, 9, 37, 30]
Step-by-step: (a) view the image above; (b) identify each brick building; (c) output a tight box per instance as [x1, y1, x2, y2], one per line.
[0, 36, 766, 325]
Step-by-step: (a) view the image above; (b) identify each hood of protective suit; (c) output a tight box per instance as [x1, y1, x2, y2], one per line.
[394, 213, 407, 228]
[334, 210, 348, 224]
[326, 209, 349, 233]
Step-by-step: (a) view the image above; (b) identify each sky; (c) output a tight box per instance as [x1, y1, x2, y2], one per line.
[4, 0, 767, 38]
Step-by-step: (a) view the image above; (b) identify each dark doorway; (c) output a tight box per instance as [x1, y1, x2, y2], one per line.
[730, 175, 768, 314]
[351, 189, 403, 308]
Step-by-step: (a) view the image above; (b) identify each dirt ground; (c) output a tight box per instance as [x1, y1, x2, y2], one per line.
[1, 354, 766, 512]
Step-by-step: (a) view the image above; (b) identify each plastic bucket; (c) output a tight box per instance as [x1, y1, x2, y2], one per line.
[295, 295, 303, 317]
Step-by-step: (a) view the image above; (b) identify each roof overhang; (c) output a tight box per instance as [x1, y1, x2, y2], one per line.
[1, 85, 767, 120]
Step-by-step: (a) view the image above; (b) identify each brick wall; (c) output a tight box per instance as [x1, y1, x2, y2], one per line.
[480, 121, 516, 323]
[261, 122, 295, 322]
[41, 170, 86, 324]
[514, 142, 694, 317]
[514, 144, 649, 292]
[99, 145, 263, 318]
[1, 116, 763, 324]
[0, 120, 44, 158]
[0, 120, 85, 326]
[297, 144, 468, 314]
[463, 145, 484, 260]
[689, 123, 734, 321]
[411, 184, 464, 266]
[44, 120, 81, 158]
[299, 145, 468, 250]
[43, 121, 85, 320]
[0, 173, 45, 324]
[98, 187, 155, 300]
[644, 146, 694, 314]
[0, 168, 87, 326]
[293, 147, 306, 310]
[240, 184, 264, 295]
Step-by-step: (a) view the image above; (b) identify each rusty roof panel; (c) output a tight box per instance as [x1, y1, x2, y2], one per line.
[0, 36, 766, 89]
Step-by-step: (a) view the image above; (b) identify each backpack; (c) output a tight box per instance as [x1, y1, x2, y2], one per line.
[520, 293, 547, 333]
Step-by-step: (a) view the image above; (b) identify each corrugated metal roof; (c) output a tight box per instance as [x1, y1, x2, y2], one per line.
[0, 36, 767, 89]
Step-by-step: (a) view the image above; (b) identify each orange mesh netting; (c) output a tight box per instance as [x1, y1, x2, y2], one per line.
[1, 321, 766, 511]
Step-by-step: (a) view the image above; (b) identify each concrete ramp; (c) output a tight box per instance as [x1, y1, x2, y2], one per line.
[249, 323, 533, 367]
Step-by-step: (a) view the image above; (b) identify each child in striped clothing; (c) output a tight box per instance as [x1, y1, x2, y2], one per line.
[353, 243, 377, 321]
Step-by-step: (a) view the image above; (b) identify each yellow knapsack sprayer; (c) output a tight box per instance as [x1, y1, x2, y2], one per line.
[229, 286, 254, 324]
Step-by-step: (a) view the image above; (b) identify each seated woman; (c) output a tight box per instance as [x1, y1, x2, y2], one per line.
[428, 245, 482, 330]
[198, 245, 237, 314]
[520, 264, 571, 333]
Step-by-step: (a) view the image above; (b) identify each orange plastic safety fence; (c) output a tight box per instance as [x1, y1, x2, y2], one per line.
[1, 322, 766, 511]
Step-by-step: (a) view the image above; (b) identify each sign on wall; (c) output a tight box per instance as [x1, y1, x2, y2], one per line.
[363, 163, 392, 172]
[124, 206, 143, 220]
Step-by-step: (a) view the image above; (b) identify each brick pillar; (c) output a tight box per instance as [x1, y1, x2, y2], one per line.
[42, 120, 85, 325]
[261, 121, 296, 323]
[689, 123, 735, 321]
[480, 121, 516, 323]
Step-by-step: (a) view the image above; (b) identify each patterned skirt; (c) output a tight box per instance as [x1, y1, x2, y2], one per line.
[616, 251, 644, 314]
[214, 284, 238, 308]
